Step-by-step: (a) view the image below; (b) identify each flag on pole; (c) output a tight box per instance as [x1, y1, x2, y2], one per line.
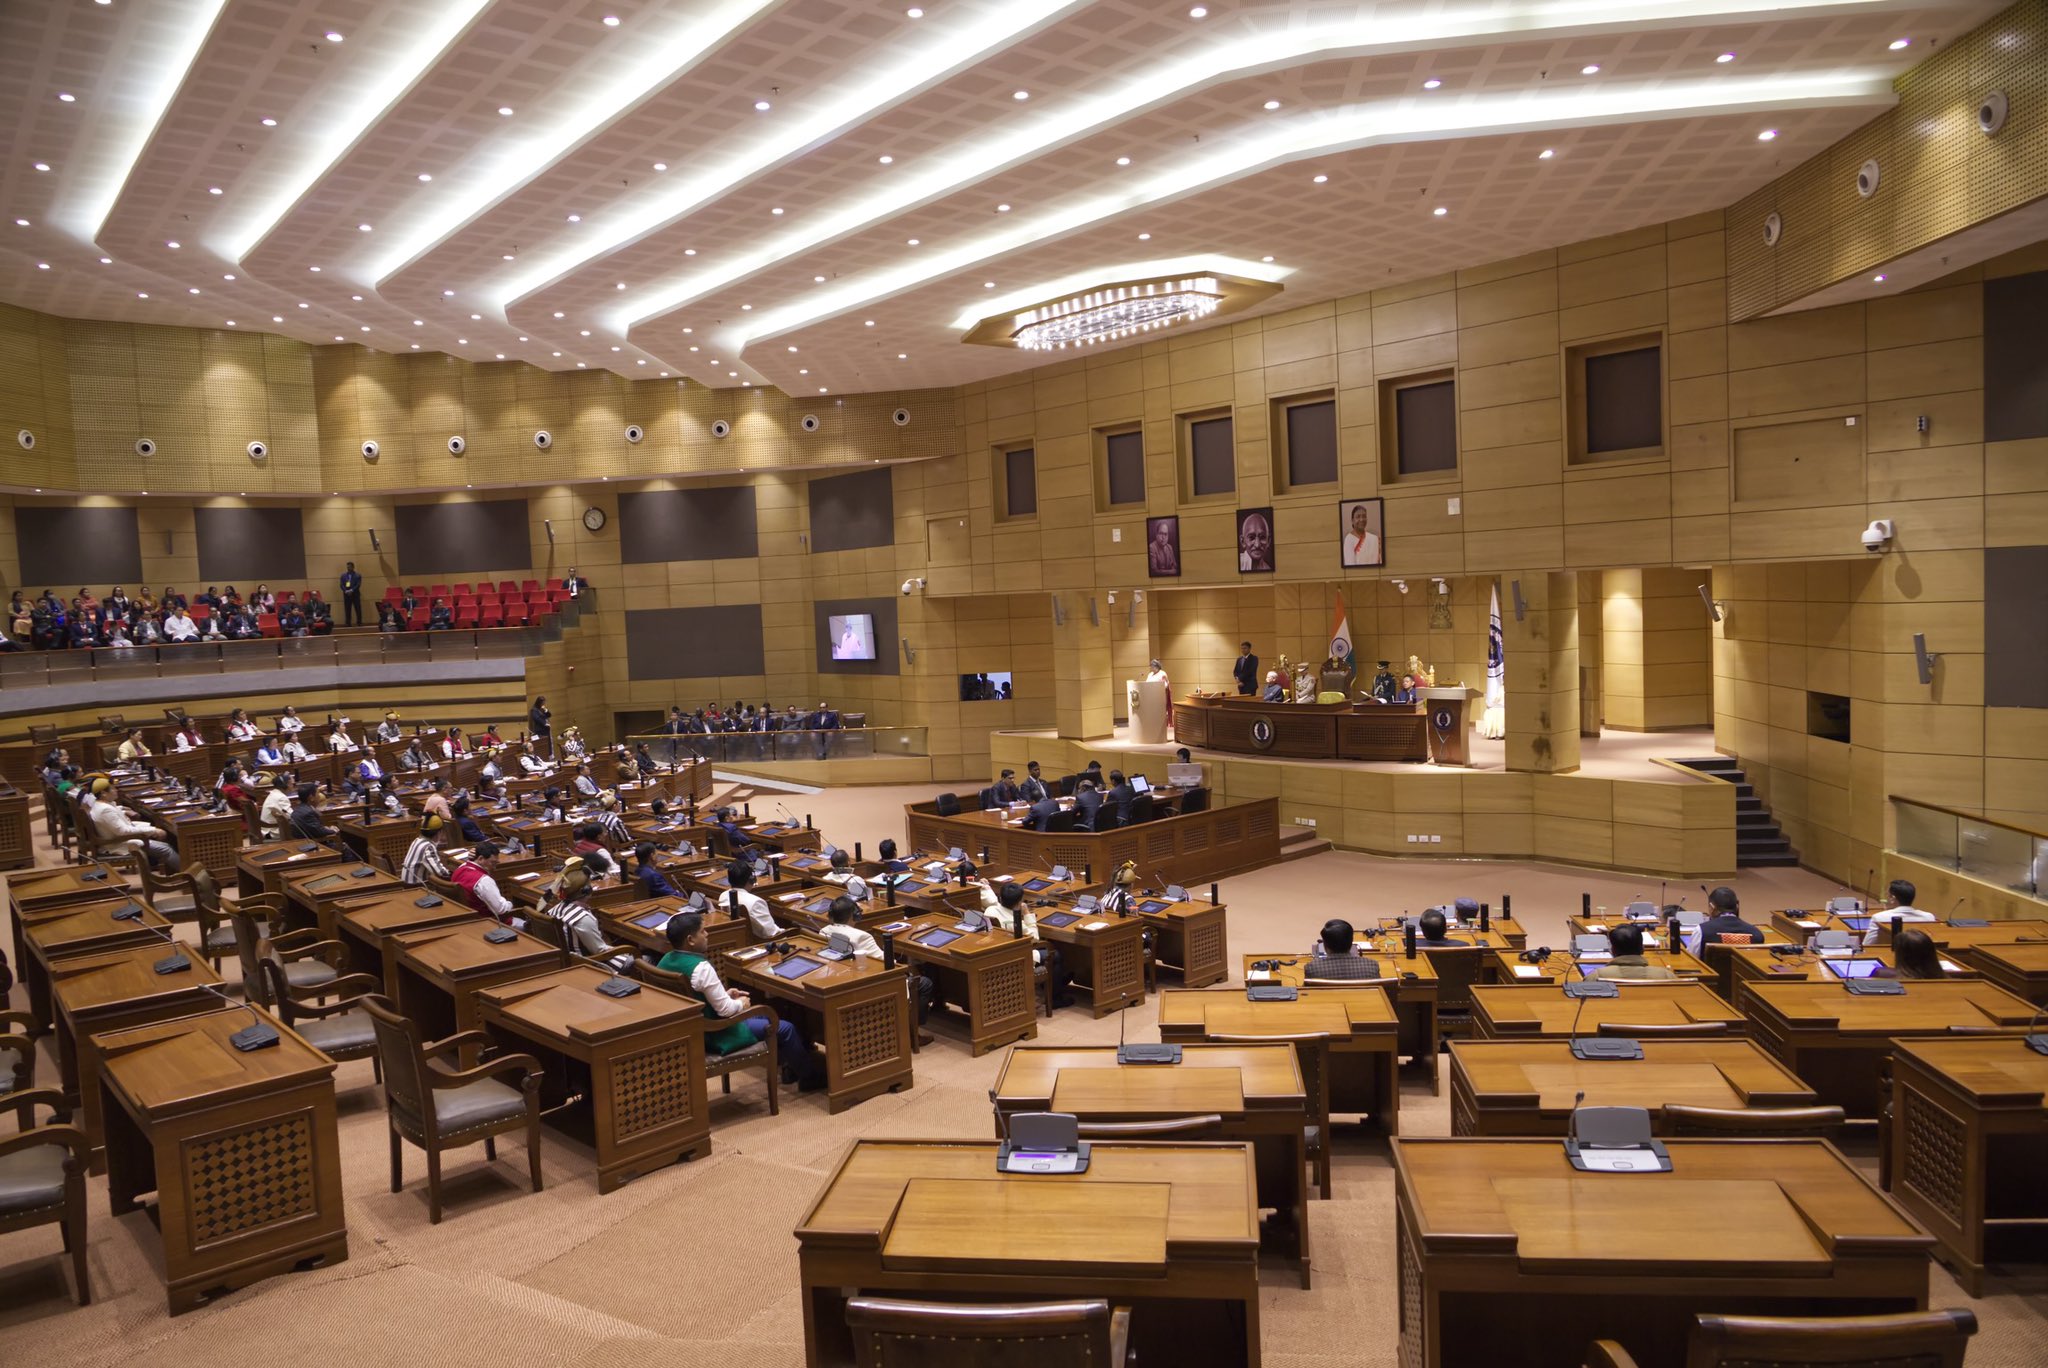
[1329, 591, 1353, 672]
[1481, 581, 1506, 739]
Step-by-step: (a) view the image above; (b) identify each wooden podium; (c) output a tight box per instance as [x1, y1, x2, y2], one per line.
[1418, 687, 1474, 766]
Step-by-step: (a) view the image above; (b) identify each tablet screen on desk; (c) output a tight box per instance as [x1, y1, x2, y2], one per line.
[1836, 916, 1872, 932]
[1824, 958, 1884, 979]
[1040, 912, 1079, 928]
[771, 956, 826, 981]
[1022, 878, 1051, 892]
[916, 928, 960, 948]
[1138, 899, 1170, 913]
[635, 912, 671, 930]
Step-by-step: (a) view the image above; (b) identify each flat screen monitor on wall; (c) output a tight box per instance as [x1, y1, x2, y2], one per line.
[828, 613, 876, 661]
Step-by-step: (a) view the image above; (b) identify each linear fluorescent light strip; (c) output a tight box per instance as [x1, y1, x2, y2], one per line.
[71, 0, 232, 243]
[369, 0, 782, 286]
[496, 0, 1088, 307]
[615, 0, 1904, 330]
[219, 0, 492, 263]
[715, 68, 1894, 358]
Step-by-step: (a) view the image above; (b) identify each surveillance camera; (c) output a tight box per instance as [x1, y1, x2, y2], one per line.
[246, 439, 269, 459]
[360, 439, 380, 460]
[447, 434, 466, 455]
[533, 429, 552, 449]
[1391, 579, 1408, 594]
[1861, 518, 1894, 552]
[901, 579, 915, 595]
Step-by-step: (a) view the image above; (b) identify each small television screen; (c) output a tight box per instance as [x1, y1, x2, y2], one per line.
[828, 614, 876, 661]
[1040, 912, 1080, 928]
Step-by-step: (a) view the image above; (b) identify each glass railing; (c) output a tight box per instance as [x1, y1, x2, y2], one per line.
[1890, 795, 2046, 902]
[626, 726, 927, 764]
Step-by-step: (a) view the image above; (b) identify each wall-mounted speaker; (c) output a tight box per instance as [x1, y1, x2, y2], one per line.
[800, 413, 820, 433]
[446, 434, 466, 455]
[624, 424, 644, 444]
[1509, 578, 1527, 622]
[901, 637, 915, 664]
[1762, 212, 1783, 247]
[246, 439, 269, 460]
[891, 408, 910, 427]
[1087, 596, 1099, 627]
[134, 437, 157, 457]
[1049, 594, 1065, 627]
[1856, 159, 1881, 197]
[710, 419, 732, 439]
[360, 439, 381, 460]
[543, 518, 555, 544]
[1913, 632, 1940, 686]
[369, 528, 381, 550]
[1698, 584, 1723, 622]
[16, 429, 35, 450]
[1979, 89, 2008, 135]
[532, 429, 552, 449]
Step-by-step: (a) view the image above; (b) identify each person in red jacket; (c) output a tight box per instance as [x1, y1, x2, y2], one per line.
[450, 842, 517, 924]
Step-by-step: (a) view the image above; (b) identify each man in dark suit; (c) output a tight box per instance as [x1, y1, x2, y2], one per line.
[1698, 885, 1765, 944]
[808, 702, 838, 759]
[1019, 760, 1050, 804]
[339, 561, 363, 626]
[991, 768, 1021, 804]
[1104, 770, 1136, 828]
[1417, 907, 1466, 946]
[1073, 779, 1104, 831]
[1026, 791, 1061, 831]
[1233, 641, 1259, 696]
[400, 588, 420, 616]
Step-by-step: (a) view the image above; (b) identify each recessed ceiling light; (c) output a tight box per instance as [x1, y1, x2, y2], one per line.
[1716, 52, 1736, 63]
[1263, 99, 1281, 110]
[602, 15, 620, 26]
[1539, 148, 1555, 159]
[207, 185, 222, 195]
[1311, 173, 1327, 183]
[33, 162, 50, 172]
[683, 247, 695, 255]
[907, 238, 920, 245]
[442, 289, 454, 296]
[1888, 37, 1910, 50]
[1116, 156, 1131, 166]
[36, 261, 48, 270]
[1873, 274, 1887, 283]
[1189, 6, 1207, 17]
[659, 371, 668, 377]
[1423, 78, 1441, 89]
[417, 172, 432, 182]
[58, 93, 76, 103]
[187, 287, 200, 294]
[689, 345, 699, 352]
[225, 320, 235, 326]
[360, 325, 370, 332]
[864, 319, 875, 327]
[580, 329, 591, 336]
[566, 213, 580, 222]
[813, 274, 825, 282]
[996, 202, 1011, 212]
[273, 315, 283, 322]
[682, 326, 692, 333]
[1137, 232, 1150, 240]
[1757, 128, 1778, 140]
[1581, 64, 1599, 74]
[99, 256, 111, 263]
[166, 240, 180, 248]
[611, 345, 621, 351]
[517, 335, 528, 341]
[740, 303, 751, 310]
[1261, 255, 1274, 262]
[502, 252, 515, 261]
[983, 280, 995, 288]
[771, 206, 783, 215]
[1013, 90, 1029, 100]
[754, 99, 771, 111]
[552, 351, 562, 356]
[636, 358, 645, 365]
[1432, 206, 1447, 216]
[13, 218, 27, 227]
[497, 106, 513, 116]
[878, 154, 893, 164]
[225, 273, 236, 281]
[308, 264, 320, 271]
[799, 367, 809, 375]
[413, 319, 423, 326]
[906, 7, 922, 17]
[137, 292, 148, 299]
[324, 30, 343, 42]
[897, 353, 907, 360]
[470, 313, 482, 320]
[457, 337, 466, 344]
[357, 223, 372, 232]
[297, 301, 309, 308]
[260, 116, 276, 126]
[653, 162, 667, 171]
[615, 281, 625, 290]
[728, 371, 737, 377]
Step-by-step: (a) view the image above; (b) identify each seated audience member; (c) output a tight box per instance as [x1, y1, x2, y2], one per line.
[1390, 673, 1419, 705]
[252, 583, 276, 612]
[1591, 922, 1676, 980]
[1072, 778, 1104, 831]
[67, 605, 95, 649]
[716, 806, 754, 850]
[991, 769, 1021, 805]
[593, 792, 630, 846]
[570, 823, 616, 877]
[106, 622, 135, 649]
[721, 860, 785, 939]
[377, 602, 404, 633]
[1104, 770, 1136, 827]
[634, 842, 681, 899]
[426, 597, 454, 631]
[822, 848, 870, 901]
[876, 838, 909, 875]
[327, 717, 359, 752]
[225, 708, 260, 742]
[85, 775, 179, 870]
[197, 612, 225, 642]
[252, 734, 284, 766]
[397, 737, 433, 771]
[1417, 907, 1466, 946]
[376, 711, 404, 743]
[1698, 886, 1764, 944]
[289, 783, 335, 842]
[827, 895, 935, 1041]
[570, 761, 600, 799]
[218, 765, 252, 811]
[542, 860, 631, 969]
[519, 746, 551, 774]
[194, 586, 220, 611]
[280, 730, 313, 763]
[1306, 918, 1381, 979]
[1262, 670, 1288, 702]
[172, 718, 208, 752]
[537, 786, 566, 824]
[1018, 760, 1051, 804]
[451, 842, 519, 925]
[259, 773, 293, 839]
[1862, 879, 1936, 946]
[116, 727, 151, 762]
[306, 593, 333, 635]
[1025, 787, 1061, 831]
[401, 815, 449, 886]
[356, 751, 387, 787]
[450, 796, 491, 847]
[1876, 927, 1945, 979]
[440, 726, 469, 758]
[974, 878, 1072, 1007]
[276, 705, 305, 735]
[367, 779, 403, 819]
[279, 602, 307, 637]
[657, 911, 815, 1087]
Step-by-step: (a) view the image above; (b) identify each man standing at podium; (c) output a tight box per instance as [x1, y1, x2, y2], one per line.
[1232, 641, 1259, 695]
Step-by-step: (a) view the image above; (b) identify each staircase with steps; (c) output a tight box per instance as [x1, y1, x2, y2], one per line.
[1279, 825, 1332, 864]
[1672, 756, 1800, 867]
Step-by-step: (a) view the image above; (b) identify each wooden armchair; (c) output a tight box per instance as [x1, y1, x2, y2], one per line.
[361, 996, 543, 1224]
[846, 1297, 1130, 1367]
[1661, 1103, 1844, 1137]
[1209, 1030, 1333, 1202]
[0, 1089, 92, 1304]
[2, 1010, 38, 1114]
[631, 960, 779, 1115]
[144, 865, 238, 966]
[1586, 1309, 1977, 1368]
[258, 960, 382, 1083]
[230, 905, 345, 1005]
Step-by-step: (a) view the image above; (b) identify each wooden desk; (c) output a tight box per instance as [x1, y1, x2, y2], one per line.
[387, 924, 561, 1041]
[329, 887, 479, 981]
[1157, 985, 1400, 1131]
[20, 892, 175, 1029]
[1892, 919, 2048, 951]
[1723, 944, 1976, 1010]
[1244, 949, 1441, 1084]
[1743, 979, 2038, 1120]
[904, 795, 1281, 886]
[879, 912, 1039, 1055]
[282, 861, 403, 935]
[723, 935, 914, 1113]
[49, 942, 226, 1166]
[8, 865, 131, 1003]
[991, 1043, 1311, 1285]
[1138, 894, 1230, 987]
[474, 965, 712, 1193]
[796, 1138, 1261, 1368]
[1447, 1038, 1821, 1136]
[96, 1007, 347, 1313]
[336, 814, 417, 869]
[153, 806, 245, 884]
[1953, 941, 2048, 1005]
[0, 781, 32, 869]
[1488, 946, 1709, 987]
[734, 820, 822, 855]
[1470, 981, 1745, 1040]
[236, 838, 346, 899]
[1888, 1036, 2048, 1294]
[1393, 1137, 1929, 1368]
[488, 812, 574, 858]
[1026, 901, 1146, 1016]
[1175, 693, 1431, 763]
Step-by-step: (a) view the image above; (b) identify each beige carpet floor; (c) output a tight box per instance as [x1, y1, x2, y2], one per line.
[4, 796, 2043, 1366]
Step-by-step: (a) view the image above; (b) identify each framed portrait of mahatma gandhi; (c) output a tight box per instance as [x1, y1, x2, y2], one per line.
[1144, 515, 1181, 579]
[1236, 506, 1274, 574]
[1338, 497, 1385, 568]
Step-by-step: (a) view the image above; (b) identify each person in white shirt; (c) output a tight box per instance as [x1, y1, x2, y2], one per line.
[826, 896, 933, 1040]
[258, 773, 293, 840]
[821, 849, 870, 902]
[375, 711, 403, 743]
[163, 610, 199, 641]
[571, 762, 600, 799]
[115, 728, 151, 762]
[1862, 878, 1938, 946]
[107, 624, 134, 649]
[135, 616, 161, 644]
[976, 878, 1072, 1006]
[85, 776, 179, 870]
[225, 709, 259, 742]
[478, 752, 503, 782]
[400, 816, 449, 886]
[721, 861, 784, 940]
[252, 736, 284, 766]
[440, 727, 468, 759]
[355, 753, 386, 786]
[280, 734, 312, 763]
[519, 748, 551, 775]
[277, 707, 305, 735]
[541, 860, 633, 970]
[328, 722, 359, 753]
[452, 843, 519, 926]
[171, 721, 206, 752]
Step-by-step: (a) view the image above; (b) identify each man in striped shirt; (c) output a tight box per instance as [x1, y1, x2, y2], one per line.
[594, 791, 631, 847]
[401, 815, 449, 886]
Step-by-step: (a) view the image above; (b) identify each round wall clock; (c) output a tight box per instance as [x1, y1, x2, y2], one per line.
[582, 507, 607, 532]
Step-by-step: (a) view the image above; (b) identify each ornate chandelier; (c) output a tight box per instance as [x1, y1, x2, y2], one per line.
[1011, 278, 1223, 351]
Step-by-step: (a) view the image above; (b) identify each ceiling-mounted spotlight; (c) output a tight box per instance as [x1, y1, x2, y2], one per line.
[1431, 577, 1449, 594]
[1390, 579, 1408, 594]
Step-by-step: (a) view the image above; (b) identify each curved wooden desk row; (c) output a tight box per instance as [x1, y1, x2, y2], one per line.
[1174, 693, 1470, 764]
[903, 796, 1281, 887]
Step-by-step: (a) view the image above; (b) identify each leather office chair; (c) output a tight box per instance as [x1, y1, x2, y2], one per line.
[1585, 1309, 1976, 1368]
[230, 905, 345, 1005]
[1177, 787, 1210, 814]
[1044, 809, 1079, 833]
[978, 787, 999, 811]
[934, 792, 962, 817]
[362, 995, 544, 1224]
[1208, 1030, 1333, 1201]
[1126, 793, 1156, 825]
[1057, 773, 1078, 797]
[0, 1089, 91, 1304]
[631, 960, 780, 1116]
[1660, 1103, 1844, 1137]
[1596, 1020, 1729, 1038]
[259, 959, 383, 1084]
[846, 1297, 1130, 1367]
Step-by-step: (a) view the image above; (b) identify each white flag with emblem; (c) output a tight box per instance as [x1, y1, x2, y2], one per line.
[1481, 582, 1506, 739]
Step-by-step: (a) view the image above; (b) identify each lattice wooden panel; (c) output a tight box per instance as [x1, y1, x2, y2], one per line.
[837, 997, 900, 1073]
[183, 1112, 317, 1247]
[1900, 1088, 1967, 1224]
[1097, 936, 1141, 994]
[611, 1039, 696, 1139]
[980, 961, 1029, 1025]
[1398, 1211, 1426, 1368]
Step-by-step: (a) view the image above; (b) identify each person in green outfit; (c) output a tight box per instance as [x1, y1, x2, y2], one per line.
[657, 911, 814, 1087]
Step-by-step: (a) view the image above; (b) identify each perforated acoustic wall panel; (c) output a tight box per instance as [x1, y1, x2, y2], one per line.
[625, 605, 765, 680]
[194, 506, 309, 584]
[392, 500, 533, 576]
[14, 506, 143, 587]
[617, 486, 759, 563]
[807, 467, 894, 553]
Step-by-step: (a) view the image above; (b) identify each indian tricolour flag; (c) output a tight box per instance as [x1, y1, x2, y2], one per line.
[1329, 591, 1353, 671]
